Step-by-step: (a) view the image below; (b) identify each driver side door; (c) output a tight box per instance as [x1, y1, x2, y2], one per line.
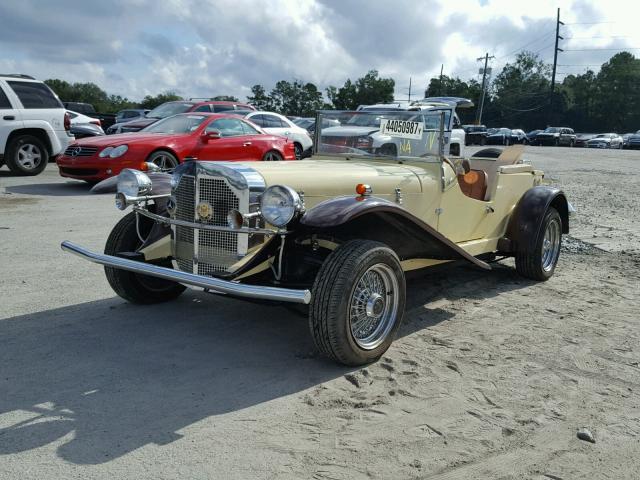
[195, 118, 253, 161]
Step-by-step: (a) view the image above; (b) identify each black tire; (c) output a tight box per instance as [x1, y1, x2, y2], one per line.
[293, 143, 303, 160]
[147, 150, 179, 171]
[5, 135, 49, 176]
[378, 144, 397, 157]
[104, 212, 186, 304]
[515, 207, 562, 281]
[309, 240, 406, 366]
[262, 150, 283, 161]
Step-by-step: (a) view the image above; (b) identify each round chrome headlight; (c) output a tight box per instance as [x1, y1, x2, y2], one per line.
[117, 168, 152, 198]
[99, 146, 114, 158]
[109, 145, 129, 158]
[260, 185, 303, 228]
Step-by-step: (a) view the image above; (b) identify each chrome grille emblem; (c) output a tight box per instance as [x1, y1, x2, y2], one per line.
[196, 201, 213, 221]
[70, 146, 82, 157]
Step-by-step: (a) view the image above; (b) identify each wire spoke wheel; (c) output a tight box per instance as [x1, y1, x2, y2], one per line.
[541, 217, 561, 272]
[348, 263, 399, 350]
[17, 143, 43, 170]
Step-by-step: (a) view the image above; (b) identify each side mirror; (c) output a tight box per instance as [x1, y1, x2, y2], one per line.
[203, 129, 221, 141]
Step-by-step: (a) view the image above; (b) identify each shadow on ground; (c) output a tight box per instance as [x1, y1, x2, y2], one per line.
[0, 260, 531, 464]
[5, 181, 93, 197]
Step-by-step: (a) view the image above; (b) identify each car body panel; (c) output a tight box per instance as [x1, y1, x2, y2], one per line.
[56, 113, 295, 181]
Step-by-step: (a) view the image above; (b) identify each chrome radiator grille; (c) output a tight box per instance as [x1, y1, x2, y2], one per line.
[173, 174, 247, 276]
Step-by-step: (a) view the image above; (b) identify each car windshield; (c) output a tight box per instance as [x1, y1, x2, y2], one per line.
[146, 102, 195, 119]
[316, 110, 450, 161]
[142, 114, 208, 134]
[544, 127, 560, 133]
[493, 128, 511, 134]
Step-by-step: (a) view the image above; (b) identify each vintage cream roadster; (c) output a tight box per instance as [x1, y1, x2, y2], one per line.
[62, 109, 570, 366]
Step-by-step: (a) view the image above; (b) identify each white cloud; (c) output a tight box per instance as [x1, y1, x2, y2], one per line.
[0, 0, 639, 103]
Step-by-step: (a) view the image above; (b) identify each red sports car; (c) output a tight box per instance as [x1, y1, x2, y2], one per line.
[56, 113, 296, 182]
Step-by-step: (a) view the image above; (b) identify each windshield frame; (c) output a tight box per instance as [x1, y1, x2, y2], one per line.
[141, 113, 209, 134]
[146, 102, 195, 119]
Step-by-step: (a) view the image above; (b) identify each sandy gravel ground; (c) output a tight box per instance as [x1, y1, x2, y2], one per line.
[1, 147, 639, 479]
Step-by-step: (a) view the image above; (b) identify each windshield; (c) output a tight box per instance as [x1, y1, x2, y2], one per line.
[316, 110, 451, 160]
[146, 102, 195, 119]
[142, 114, 208, 134]
[544, 127, 560, 133]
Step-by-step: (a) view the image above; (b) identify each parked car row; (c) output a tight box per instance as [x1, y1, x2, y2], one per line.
[464, 124, 639, 149]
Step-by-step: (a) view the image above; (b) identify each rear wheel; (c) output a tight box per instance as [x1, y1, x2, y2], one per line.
[104, 212, 185, 304]
[515, 207, 562, 281]
[5, 135, 48, 176]
[262, 150, 283, 161]
[147, 150, 178, 171]
[293, 143, 303, 160]
[309, 240, 406, 366]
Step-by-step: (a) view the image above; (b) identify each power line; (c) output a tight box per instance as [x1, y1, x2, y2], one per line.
[563, 47, 640, 51]
[564, 35, 630, 40]
[563, 21, 616, 25]
[494, 27, 557, 61]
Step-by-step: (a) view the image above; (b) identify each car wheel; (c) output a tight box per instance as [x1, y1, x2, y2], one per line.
[262, 150, 283, 161]
[104, 212, 186, 304]
[309, 240, 406, 366]
[293, 143, 303, 160]
[515, 207, 562, 281]
[147, 150, 178, 171]
[449, 143, 460, 156]
[5, 135, 49, 176]
[378, 144, 397, 156]
[554, 138, 559, 147]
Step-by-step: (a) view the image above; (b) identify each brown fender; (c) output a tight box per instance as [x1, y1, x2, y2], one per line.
[505, 186, 569, 253]
[300, 196, 490, 270]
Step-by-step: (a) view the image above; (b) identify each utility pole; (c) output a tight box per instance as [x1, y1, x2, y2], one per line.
[439, 64, 444, 95]
[408, 76, 412, 103]
[550, 7, 564, 115]
[476, 53, 494, 125]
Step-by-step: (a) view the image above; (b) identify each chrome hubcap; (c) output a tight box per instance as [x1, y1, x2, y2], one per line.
[542, 218, 561, 272]
[17, 144, 43, 170]
[349, 264, 399, 350]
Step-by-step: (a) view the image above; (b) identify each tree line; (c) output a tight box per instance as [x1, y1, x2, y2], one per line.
[45, 51, 640, 132]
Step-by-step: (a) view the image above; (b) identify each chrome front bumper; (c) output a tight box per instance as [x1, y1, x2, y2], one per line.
[61, 241, 311, 305]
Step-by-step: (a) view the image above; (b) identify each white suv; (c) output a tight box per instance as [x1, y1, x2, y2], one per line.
[0, 74, 72, 175]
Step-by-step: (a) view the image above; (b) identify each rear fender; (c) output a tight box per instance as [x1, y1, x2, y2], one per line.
[505, 186, 569, 252]
[300, 196, 490, 270]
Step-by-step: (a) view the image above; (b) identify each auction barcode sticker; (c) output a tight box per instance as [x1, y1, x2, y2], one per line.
[380, 119, 424, 140]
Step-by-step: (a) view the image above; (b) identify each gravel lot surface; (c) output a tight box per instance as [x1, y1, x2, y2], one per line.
[1, 147, 639, 479]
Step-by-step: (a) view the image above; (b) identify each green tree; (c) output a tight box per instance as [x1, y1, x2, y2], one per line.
[327, 70, 395, 110]
[139, 92, 183, 110]
[424, 75, 482, 123]
[212, 95, 239, 102]
[268, 80, 324, 116]
[247, 84, 273, 111]
[485, 51, 552, 129]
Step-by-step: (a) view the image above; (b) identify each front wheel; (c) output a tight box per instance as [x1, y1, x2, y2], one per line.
[515, 207, 562, 281]
[262, 150, 283, 161]
[309, 240, 406, 366]
[5, 135, 49, 176]
[104, 212, 185, 304]
[147, 150, 179, 171]
[293, 143, 303, 160]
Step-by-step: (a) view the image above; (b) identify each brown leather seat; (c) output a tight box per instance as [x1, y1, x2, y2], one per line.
[457, 169, 488, 201]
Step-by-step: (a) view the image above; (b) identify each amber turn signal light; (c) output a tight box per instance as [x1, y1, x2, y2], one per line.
[355, 184, 371, 196]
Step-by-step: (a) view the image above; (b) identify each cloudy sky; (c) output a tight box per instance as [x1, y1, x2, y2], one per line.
[1, 0, 639, 102]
